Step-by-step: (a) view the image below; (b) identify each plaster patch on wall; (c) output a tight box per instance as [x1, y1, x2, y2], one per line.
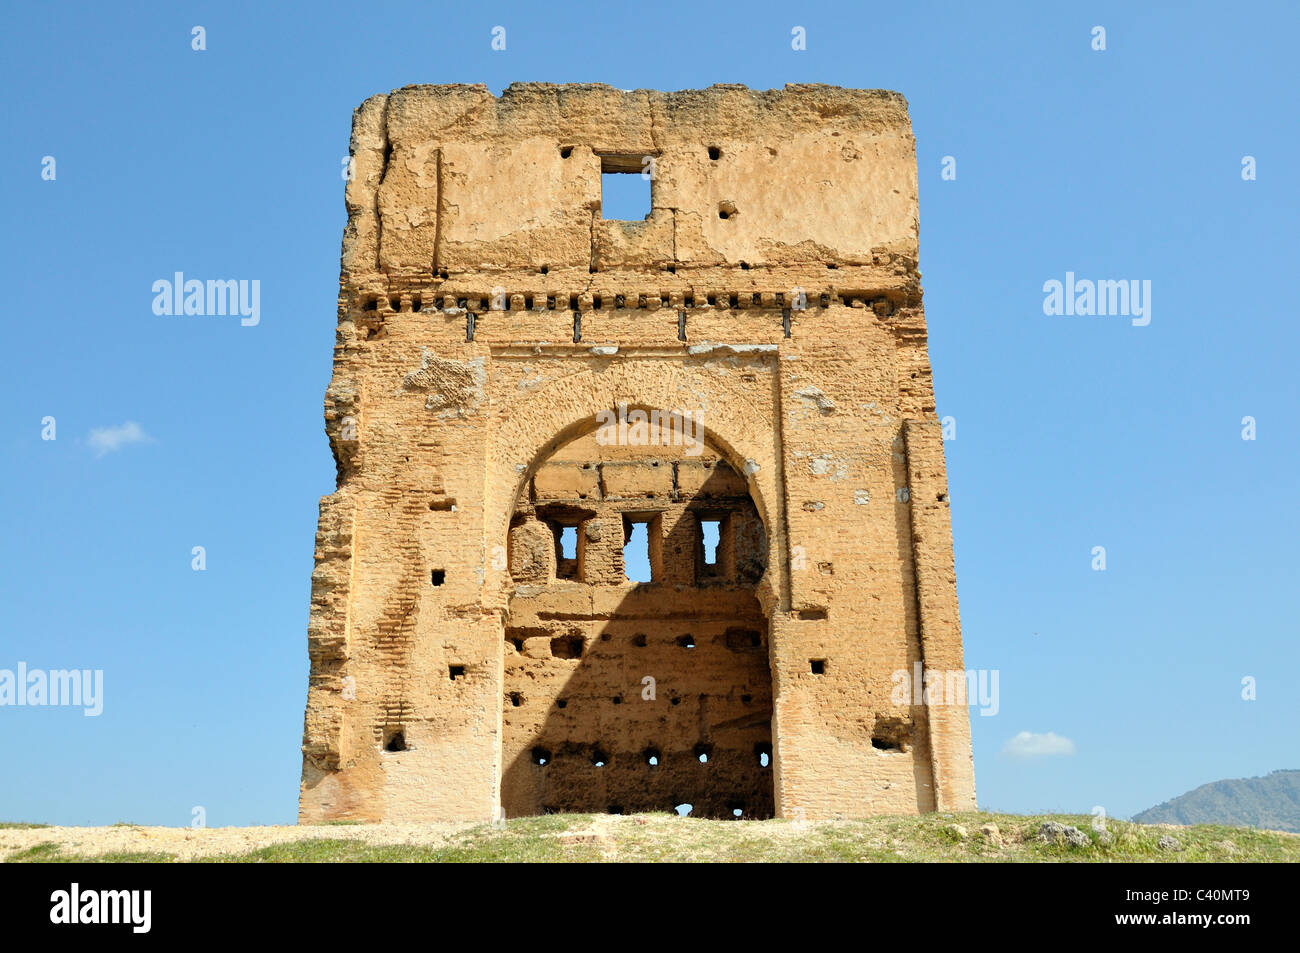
[859, 401, 894, 424]
[687, 341, 779, 356]
[793, 386, 836, 415]
[809, 453, 848, 482]
[401, 349, 486, 417]
[517, 364, 547, 392]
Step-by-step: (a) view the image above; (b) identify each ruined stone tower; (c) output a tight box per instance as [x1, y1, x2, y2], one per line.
[299, 83, 976, 823]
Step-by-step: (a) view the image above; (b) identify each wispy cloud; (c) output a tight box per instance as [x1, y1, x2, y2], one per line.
[87, 421, 152, 458]
[1001, 731, 1076, 760]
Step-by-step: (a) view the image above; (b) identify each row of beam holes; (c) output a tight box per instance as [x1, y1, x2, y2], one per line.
[516, 644, 784, 703]
[530, 743, 770, 770]
[589, 804, 746, 818]
[513, 630, 757, 705]
[510, 631, 742, 654]
[537, 803, 749, 818]
[359, 291, 836, 312]
[361, 288, 832, 310]
[514, 685, 756, 709]
[518, 627, 750, 658]
[360, 295, 423, 313]
[543, 690, 752, 708]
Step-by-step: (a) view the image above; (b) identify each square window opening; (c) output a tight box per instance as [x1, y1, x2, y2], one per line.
[544, 516, 587, 582]
[600, 155, 652, 221]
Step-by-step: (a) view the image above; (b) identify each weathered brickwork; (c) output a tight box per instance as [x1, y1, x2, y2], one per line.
[299, 83, 976, 822]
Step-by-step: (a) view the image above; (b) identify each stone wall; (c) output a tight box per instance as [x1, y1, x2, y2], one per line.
[299, 83, 976, 823]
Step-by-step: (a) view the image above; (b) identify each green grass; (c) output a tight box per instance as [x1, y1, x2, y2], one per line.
[4, 812, 1296, 863]
[0, 822, 49, 830]
[203, 814, 598, 863]
[5, 842, 176, 863]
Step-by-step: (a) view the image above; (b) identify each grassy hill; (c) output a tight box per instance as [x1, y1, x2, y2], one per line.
[1133, 769, 1300, 833]
[4, 811, 1297, 863]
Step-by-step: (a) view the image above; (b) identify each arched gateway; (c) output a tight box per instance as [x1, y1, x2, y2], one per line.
[501, 413, 774, 819]
[299, 83, 976, 823]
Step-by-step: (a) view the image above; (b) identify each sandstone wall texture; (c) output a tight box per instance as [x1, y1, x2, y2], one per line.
[299, 82, 976, 823]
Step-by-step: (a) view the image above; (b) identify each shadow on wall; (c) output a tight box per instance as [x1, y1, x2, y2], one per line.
[499, 581, 775, 821]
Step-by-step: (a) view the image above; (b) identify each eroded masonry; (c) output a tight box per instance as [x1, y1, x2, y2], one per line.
[300, 83, 976, 823]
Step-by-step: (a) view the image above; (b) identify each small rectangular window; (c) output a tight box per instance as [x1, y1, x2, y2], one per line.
[623, 520, 653, 583]
[694, 513, 731, 583]
[599, 155, 652, 221]
[700, 520, 721, 566]
[620, 513, 663, 583]
[549, 520, 583, 582]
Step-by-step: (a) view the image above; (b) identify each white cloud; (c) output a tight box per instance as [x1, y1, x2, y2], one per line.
[1001, 731, 1076, 760]
[87, 421, 152, 457]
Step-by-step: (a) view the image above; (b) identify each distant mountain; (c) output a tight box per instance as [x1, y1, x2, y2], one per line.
[1133, 770, 1300, 833]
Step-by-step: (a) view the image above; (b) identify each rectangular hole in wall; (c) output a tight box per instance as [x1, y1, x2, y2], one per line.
[695, 512, 730, 583]
[539, 506, 595, 583]
[550, 521, 582, 581]
[431, 569, 446, 586]
[599, 155, 652, 222]
[550, 634, 584, 659]
[449, 664, 466, 681]
[871, 717, 910, 752]
[701, 520, 720, 566]
[623, 519, 653, 583]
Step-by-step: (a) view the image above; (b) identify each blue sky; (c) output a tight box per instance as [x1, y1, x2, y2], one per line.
[2, 1, 1296, 826]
